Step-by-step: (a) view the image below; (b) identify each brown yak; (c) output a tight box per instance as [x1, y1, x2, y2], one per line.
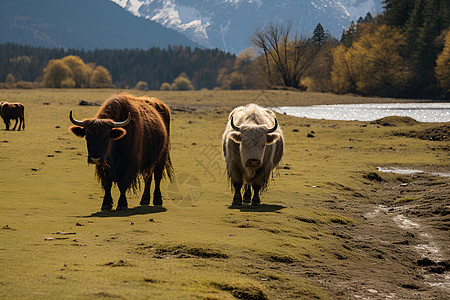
[69, 93, 173, 211]
[0, 101, 25, 131]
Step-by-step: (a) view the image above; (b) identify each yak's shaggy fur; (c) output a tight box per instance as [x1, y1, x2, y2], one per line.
[222, 104, 284, 205]
[0, 101, 25, 131]
[93, 94, 173, 190]
[70, 93, 173, 210]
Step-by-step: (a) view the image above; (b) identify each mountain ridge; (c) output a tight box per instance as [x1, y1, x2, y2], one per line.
[0, 0, 198, 50]
[112, 0, 383, 53]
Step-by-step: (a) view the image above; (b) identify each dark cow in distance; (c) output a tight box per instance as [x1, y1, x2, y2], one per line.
[222, 104, 284, 206]
[0, 101, 25, 131]
[69, 93, 173, 211]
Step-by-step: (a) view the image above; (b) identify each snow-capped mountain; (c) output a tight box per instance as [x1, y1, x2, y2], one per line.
[111, 0, 383, 53]
[341, 0, 382, 20]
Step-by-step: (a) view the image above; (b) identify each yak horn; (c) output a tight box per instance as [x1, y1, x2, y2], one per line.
[113, 112, 131, 128]
[230, 116, 241, 132]
[69, 111, 87, 126]
[267, 118, 278, 133]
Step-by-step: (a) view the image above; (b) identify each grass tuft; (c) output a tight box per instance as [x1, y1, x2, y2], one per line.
[266, 252, 295, 264]
[395, 197, 417, 204]
[186, 247, 228, 259]
[151, 244, 228, 259]
[102, 260, 132, 267]
[329, 216, 353, 225]
[210, 281, 268, 300]
[295, 216, 317, 224]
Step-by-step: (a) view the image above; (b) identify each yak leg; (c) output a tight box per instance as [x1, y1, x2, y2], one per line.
[18, 116, 24, 131]
[140, 173, 152, 206]
[152, 168, 163, 206]
[251, 184, 261, 206]
[3, 119, 10, 131]
[243, 185, 252, 204]
[116, 180, 128, 210]
[12, 118, 18, 130]
[232, 182, 243, 206]
[101, 178, 113, 211]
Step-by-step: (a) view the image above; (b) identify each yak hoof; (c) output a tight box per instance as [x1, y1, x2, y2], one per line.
[153, 198, 163, 206]
[101, 204, 112, 211]
[232, 200, 243, 206]
[116, 205, 128, 211]
[251, 198, 261, 206]
[140, 200, 150, 206]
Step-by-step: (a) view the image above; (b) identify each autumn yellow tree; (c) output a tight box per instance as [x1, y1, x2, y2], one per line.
[135, 81, 149, 91]
[217, 48, 267, 89]
[61, 55, 88, 88]
[43, 59, 73, 88]
[6, 73, 15, 86]
[171, 73, 194, 91]
[435, 30, 450, 96]
[330, 45, 356, 93]
[43, 57, 113, 88]
[90, 66, 114, 88]
[160, 82, 171, 90]
[332, 25, 411, 96]
[304, 40, 338, 92]
[233, 48, 266, 89]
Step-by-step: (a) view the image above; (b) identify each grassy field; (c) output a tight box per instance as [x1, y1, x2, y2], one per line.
[0, 89, 448, 299]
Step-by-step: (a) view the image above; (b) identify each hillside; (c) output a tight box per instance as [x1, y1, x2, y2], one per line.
[0, 0, 197, 50]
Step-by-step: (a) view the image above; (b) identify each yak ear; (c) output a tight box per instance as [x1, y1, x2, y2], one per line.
[69, 125, 85, 137]
[110, 128, 127, 140]
[267, 133, 280, 145]
[229, 132, 242, 143]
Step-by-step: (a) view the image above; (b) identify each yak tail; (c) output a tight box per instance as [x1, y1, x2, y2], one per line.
[165, 154, 174, 181]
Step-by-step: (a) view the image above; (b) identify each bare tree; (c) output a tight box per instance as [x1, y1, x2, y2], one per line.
[252, 21, 319, 89]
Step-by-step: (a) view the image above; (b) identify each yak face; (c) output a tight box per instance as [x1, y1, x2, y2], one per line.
[69, 111, 130, 165]
[229, 117, 280, 169]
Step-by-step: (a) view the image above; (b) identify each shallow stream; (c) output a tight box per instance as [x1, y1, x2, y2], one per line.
[273, 103, 450, 122]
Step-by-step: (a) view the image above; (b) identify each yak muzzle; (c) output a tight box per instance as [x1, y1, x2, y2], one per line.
[246, 159, 261, 169]
[88, 157, 103, 165]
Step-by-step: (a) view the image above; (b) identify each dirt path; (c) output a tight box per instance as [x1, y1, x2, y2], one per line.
[311, 172, 449, 299]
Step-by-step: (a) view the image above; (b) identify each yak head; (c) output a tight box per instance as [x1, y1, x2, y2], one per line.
[228, 116, 280, 169]
[69, 111, 130, 165]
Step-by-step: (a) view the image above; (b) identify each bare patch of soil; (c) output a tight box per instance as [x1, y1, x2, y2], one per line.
[307, 172, 450, 299]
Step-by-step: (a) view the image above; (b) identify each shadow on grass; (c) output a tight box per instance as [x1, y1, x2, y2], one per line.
[228, 204, 285, 213]
[80, 205, 167, 218]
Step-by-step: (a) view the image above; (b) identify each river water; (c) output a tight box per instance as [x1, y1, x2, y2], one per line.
[272, 103, 450, 123]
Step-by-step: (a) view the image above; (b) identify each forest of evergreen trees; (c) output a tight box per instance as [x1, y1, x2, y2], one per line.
[0, 44, 235, 90]
[330, 0, 450, 98]
[376, 0, 449, 96]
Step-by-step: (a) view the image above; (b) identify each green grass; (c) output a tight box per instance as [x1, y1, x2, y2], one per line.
[394, 197, 418, 204]
[0, 89, 448, 299]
